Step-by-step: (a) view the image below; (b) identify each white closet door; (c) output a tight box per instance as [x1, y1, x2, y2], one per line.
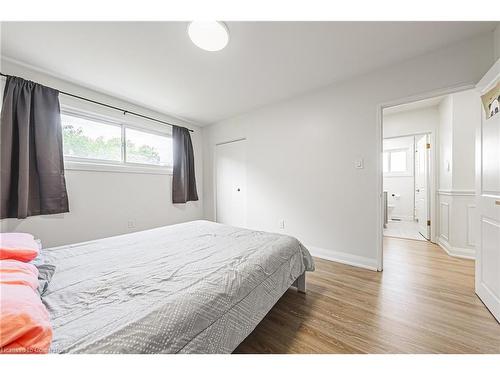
[415, 134, 430, 239]
[215, 139, 247, 228]
[475, 60, 500, 323]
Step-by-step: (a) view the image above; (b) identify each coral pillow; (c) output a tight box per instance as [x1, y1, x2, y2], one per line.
[0, 260, 53, 354]
[0, 233, 39, 262]
[0, 260, 39, 289]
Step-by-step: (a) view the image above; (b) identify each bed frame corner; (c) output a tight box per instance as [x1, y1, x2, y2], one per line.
[293, 272, 307, 294]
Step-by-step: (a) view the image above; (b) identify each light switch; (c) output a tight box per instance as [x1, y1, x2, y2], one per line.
[279, 220, 285, 229]
[354, 158, 364, 169]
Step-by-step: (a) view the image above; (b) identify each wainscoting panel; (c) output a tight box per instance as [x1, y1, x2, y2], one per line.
[437, 190, 476, 259]
[467, 204, 476, 247]
[440, 202, 450, 241]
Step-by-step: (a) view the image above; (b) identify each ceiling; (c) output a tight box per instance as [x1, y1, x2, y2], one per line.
[1, 22, 497, 125]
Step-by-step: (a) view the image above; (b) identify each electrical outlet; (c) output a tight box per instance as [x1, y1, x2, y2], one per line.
[127, 220, 136, 229]
[279, 220, 285, 229]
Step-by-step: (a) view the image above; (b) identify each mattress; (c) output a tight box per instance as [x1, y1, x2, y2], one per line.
[42, 220, 314, 353]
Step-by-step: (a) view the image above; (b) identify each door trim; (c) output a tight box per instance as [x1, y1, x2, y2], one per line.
[415, 133, 432, 240]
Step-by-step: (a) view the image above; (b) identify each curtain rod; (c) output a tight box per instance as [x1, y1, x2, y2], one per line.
[0, 72, 194, 132]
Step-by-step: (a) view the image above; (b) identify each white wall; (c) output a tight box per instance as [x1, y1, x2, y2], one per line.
[383, 136, 415, 221]
[450, 90, 479, 191]
[437, 89, 480, 259]
[203, 32, 494, 270]
[0, 59, 204, 247]
[384, 106, 440, 138]
[438, 96, 454, 191]
[437, 91, 478, 192]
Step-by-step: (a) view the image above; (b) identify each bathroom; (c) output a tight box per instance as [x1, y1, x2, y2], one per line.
[383, 135, 428, 241]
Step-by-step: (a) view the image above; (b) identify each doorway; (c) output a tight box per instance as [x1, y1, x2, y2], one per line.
[377, 64, 499, 323]
[383, 133, 431, 241]
[378, 86, 481, 271]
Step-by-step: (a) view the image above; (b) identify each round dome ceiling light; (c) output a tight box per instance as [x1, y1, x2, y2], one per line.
[188, 21, 229, 52]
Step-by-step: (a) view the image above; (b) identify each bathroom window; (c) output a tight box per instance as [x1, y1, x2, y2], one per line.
[390, 151, 407, 172]
[383, 148, 413, 176]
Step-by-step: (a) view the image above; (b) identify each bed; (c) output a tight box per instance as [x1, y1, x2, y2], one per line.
[41, 220, 314, 353]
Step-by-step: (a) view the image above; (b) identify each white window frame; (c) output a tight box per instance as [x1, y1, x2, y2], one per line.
[61, 107, 173, 175]
[383, 147, 413, 177]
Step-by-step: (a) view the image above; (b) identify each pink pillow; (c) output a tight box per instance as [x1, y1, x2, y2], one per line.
[0, 233, 40, 262]
[0, 260, 53, 354]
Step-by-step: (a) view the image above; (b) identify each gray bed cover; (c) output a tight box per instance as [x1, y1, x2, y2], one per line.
[42, 220, 314, 353]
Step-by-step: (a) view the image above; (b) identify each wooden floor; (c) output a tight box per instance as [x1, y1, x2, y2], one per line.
[235, 237, 500, 353]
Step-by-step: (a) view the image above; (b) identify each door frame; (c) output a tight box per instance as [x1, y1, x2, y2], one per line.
[213, 138, 247, 225]
[376, 84, 475, 271]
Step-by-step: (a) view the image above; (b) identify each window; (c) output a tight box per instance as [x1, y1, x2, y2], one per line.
[383, 148, 412, 176]
[389, 151, 407, 172]
[62, 114, 122, 162]
[125, 128, 172, 167]
[61, 111, 173, 173]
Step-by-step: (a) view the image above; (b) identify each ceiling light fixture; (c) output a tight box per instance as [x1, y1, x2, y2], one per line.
[188, 21, 229, 52]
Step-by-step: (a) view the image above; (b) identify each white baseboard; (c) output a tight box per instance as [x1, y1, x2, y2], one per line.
[307, 245, 378, 271]
[437, 237, 475, 260]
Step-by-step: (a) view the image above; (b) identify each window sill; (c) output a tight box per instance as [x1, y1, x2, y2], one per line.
[64, 160, 173, 175]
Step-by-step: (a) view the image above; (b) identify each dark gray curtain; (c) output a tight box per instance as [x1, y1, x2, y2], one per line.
[172, 126, 198, 204]
[1, 76, 69, 219]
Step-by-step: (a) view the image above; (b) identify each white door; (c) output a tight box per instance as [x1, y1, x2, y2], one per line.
[475, 60, 500, 323]
[215, 139, 247, 228]
[415, 134, 430, 240]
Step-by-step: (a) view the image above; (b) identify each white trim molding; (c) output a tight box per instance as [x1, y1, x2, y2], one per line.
[64, 160, 173, 175]
[307, 245, 378, 271]
[437, 237, 475, 260]
[437, 189, 475, 196]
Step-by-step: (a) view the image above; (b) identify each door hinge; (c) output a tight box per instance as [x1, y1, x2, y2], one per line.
[427, 220, 431, 226]
[426, 143, 431, 149]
